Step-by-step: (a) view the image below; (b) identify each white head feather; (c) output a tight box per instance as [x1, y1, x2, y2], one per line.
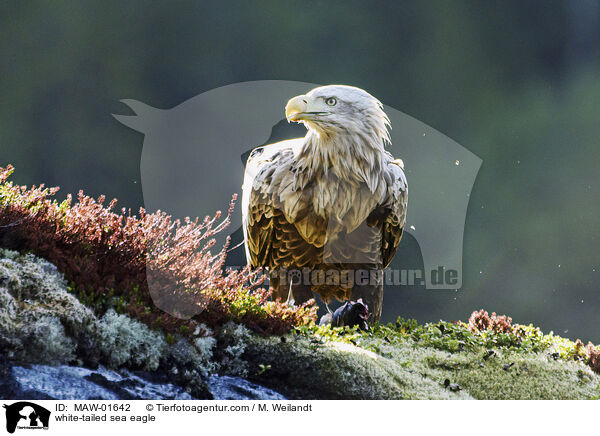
[286, 85, 391, 192]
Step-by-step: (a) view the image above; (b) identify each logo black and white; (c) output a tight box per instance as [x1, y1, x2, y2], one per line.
[2, 402, 50, 434]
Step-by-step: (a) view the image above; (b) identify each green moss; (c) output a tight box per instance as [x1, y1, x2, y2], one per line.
[266, 319, 600, 399]
[242, 331, 473, 399]
[268, 330, 597, 399]
[451, 351, 599, 400]
[300, 317, 593, 366]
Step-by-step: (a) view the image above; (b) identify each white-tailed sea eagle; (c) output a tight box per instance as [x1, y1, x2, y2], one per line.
[242, 85, 407, 322]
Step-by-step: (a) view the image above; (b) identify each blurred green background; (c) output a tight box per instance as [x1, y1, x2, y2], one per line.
[1, 1, 599, 340]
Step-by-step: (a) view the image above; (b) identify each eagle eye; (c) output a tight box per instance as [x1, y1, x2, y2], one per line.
[325, 97, 337, 106]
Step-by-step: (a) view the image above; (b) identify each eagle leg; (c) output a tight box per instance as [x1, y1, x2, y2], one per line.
[287, 282, 315, 306]
[286, 281, 295, 306]
[271, 271, 315, 306]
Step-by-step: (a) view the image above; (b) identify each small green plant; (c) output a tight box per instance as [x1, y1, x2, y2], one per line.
[165, 333, 176, 345]
[257, 364, 271, 375]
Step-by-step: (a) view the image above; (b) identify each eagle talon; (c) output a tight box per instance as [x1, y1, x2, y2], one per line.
[325, 303, 333, 316]
[285, 282, 295, 307]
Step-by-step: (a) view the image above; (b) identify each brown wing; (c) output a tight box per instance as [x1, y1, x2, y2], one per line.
[378, 158, 408, 268]
[243, 142, 407, 272]
[245, 190, 274, 267]
[242, 139, 326, 269]
[242, 144, 283, 268]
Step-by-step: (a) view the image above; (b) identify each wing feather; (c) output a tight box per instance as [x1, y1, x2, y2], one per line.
[242, 138, 323, 269]
[378, 159, 408, 268]
[243, 139, 408, 276]
[242, 140, 300, 267]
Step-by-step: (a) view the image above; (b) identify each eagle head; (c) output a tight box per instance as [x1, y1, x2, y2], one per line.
[285, 85, 390, 146]
[284, 85, 391, 187]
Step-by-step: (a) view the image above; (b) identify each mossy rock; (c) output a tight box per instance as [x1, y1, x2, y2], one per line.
[243, 334, 470, 399]
[2, 248, 599, 400]
[240, 331, 600, 400]
[0, 249, 213, 397]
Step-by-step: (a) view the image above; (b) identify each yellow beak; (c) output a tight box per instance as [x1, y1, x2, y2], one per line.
[285, 95, 308, 122]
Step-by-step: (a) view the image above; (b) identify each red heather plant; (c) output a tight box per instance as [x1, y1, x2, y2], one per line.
[468, 309, 513, 334]
[587, 343, 600, 373]
[0, 165, 316, 335]
[467, 309, 600, 374]
[468, 309, 492, 332]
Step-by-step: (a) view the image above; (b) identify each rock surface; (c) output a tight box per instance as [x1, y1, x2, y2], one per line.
[1, 248, 599, 400]
[0, 360, 285, 400]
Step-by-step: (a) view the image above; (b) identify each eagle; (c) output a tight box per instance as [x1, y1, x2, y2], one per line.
[242, 85, 407, 323]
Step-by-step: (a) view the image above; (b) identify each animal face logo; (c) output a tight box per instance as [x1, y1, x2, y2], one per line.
[113, 80, 481, 318]
[3, 402, 50, 434]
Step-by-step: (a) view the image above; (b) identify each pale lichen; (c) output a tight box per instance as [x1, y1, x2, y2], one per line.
[167, 336, 217, 378]
[95, 309, 167, 370]
[0, 248, 94, 364]
[217, 322, 251, 377]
